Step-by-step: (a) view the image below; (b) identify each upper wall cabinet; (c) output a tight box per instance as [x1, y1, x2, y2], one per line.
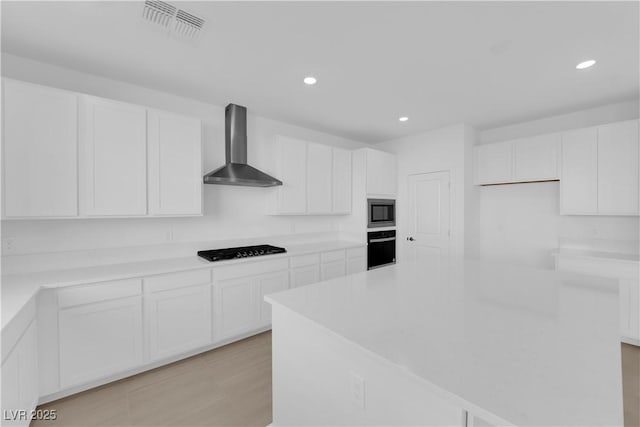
[147, 110, 202, 216]
[474, 134, 559, 185]
[561, 120, 639, 215]
[270, 136, 352, 215]
[2, 79, 79, 218]
[79, 96, 148, 216]
[364, 148, 397, 197]
[2, 79, 203, 219]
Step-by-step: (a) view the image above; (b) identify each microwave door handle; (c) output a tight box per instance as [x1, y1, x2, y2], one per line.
[369, 237, 396, 243]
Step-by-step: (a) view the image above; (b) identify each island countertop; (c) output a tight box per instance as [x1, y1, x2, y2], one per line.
[266, 258, 623, 426]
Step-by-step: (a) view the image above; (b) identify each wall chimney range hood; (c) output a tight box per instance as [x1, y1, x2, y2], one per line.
[203, 104, 282, 187]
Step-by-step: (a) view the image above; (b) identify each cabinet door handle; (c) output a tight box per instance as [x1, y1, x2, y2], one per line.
[370, 237, 396, 243]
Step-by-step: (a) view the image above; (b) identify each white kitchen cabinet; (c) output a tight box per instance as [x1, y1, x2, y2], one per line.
[79, 95, 147, 216]
[145, 281, 212, 362]
[307, 143, 333, 214]
[346, 247, 367, 274]
[256, 270, 290, 328]
[271, 136, 353, 215]
[474, 142, 513, 185]
[365, 148, 397, 197]
[58, 291, 143, 387]
[272, 136, 308, 214]
[597, 120, 639, 215]
[213, 276, 256, 341]
[1, 320, 39, 427]
[2, 79, 78, 218]
[513, 133, 559, 182]
[321, 250, 347, 280]
[555, 253, 640, 345]
[560, 127, 598, 214]
[148, 110, 202, 216]
[289, 254, 321, 288]
[332, 148, 352, 214]
[214, 259, 290, 340]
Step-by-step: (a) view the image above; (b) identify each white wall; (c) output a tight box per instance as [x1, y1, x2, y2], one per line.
[475, 100, 640, 268]
[377, 124, 475, 260]
[1, 53, 368, 259]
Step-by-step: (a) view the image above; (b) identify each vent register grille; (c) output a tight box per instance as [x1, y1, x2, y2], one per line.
[143, 0, 204, 40]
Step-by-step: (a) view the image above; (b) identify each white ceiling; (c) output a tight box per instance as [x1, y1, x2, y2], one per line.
[2, 1, 638, 143]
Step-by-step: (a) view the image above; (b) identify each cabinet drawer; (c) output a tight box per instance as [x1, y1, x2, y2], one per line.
[289, 254, 320, 268]
[144, 269, 211, 293]
[215, 258, 289, 281]
[321, 250, 346, 263]
[58, 279, 142, 308]
[346, 246, 366, 259]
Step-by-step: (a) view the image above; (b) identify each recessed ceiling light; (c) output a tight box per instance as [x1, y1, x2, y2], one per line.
[399, 116, 409, 122]
[576, 59, 596, 70]
[303, 76, 317, 85]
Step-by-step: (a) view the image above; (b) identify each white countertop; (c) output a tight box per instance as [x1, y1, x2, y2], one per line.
[552, 248, 640, 263]
[266, 258, 623, 426]
[1, 240, 364, 329]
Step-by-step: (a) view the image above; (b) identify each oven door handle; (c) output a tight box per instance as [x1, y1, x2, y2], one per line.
[369, 237, 396, 243]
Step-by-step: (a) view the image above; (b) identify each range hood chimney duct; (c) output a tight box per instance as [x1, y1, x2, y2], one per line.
[203, 104, 282, 187]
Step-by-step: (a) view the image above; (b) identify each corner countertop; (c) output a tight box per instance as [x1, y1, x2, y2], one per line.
[266, 258, 623, 426]
[1, 240, 365, 329]
[552, 248, 639, 263]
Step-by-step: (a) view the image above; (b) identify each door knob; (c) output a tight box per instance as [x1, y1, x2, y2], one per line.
[407, 237, 414, 241]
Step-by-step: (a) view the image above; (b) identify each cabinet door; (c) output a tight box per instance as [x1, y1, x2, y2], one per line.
[474, 142, 512, 185]
[214, 277, 256, 341]
[256, 271, 289, 328]
[146, 284, 212, 361]
[332, 148, 352, 214]
[366, 149, 397, 196]
[290, 264, 320, 288]
[321, 260, 346, 280]
[620, 278, 640, 343]
[560, 127, 598, 214]
[275, 137, 307, 214]
[18, 321, 39, 417]
[79, 96, 147, 216]
[597, 120, 639, 215]
[307, 143, 333, 214]
[59, 296, 143, 387]
[3, 80, 78, 217]
[347, 257, 367, 274]
[513, 134, 560, 182]
[1, 345, 20, 425]
[148, 110, 202, 216]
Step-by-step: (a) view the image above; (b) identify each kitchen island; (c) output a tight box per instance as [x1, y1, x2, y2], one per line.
[266, 257, 623, 426]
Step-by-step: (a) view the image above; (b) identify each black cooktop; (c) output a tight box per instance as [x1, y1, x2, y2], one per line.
[197, 244, 286, 262]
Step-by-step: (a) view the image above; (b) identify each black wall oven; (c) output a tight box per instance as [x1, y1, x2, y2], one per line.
[367, 199, 395, 228]
[367, 230, 396, 270]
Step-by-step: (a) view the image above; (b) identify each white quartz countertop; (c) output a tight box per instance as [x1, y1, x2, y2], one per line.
[266, 258, 623, 426]
[552, 248, 640, 263]
[1, 240, 364, 329]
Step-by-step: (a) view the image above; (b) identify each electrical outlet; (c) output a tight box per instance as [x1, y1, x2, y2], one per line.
[349, 371, 365, 409]
[2, 238, 16, 254]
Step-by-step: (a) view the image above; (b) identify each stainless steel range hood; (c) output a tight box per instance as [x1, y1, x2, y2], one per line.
[203, 104, 282, 187]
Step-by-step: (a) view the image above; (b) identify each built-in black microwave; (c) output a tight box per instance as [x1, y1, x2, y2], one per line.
[367, 199, 395, 228]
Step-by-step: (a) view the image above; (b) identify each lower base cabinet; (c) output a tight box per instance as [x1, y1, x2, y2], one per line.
[214, 259, 290, 341]
[145, 284, 212, 361]
[555, 254, 640, 345]
[59, 296, 144, 388]
[1, 320, 38, 427]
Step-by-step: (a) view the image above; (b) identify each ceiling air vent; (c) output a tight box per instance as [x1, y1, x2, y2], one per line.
[143, 0, 176, 28]
[142, 0, 205, 41]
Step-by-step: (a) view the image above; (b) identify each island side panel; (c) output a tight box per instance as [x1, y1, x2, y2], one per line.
[270, 305, 466, 426]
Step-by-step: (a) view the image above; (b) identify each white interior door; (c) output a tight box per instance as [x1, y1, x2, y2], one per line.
[406, 171, 451, 264]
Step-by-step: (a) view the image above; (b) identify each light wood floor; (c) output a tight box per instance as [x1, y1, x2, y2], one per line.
[33, 334, 639, 427]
